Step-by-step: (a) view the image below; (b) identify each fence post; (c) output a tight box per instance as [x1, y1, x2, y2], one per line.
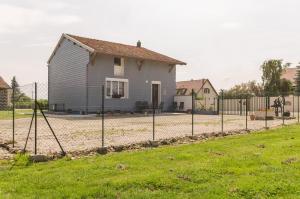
[101, 85, 105, 148]
[282, 95, 285, 125]
[293, 94, 295, 118]
[245, 98, 248, 131]
[34, 82, 37, 155]
[192, 89, 194, 136]
[240, 98, 242, 116]
[152, 102, 155, 141]
[298, 94, 299, 124]
[217, 97, 219, 115]
[265, 95, 268, 129]
[12, 87, 15, 148]
[221, 90, 224, 133]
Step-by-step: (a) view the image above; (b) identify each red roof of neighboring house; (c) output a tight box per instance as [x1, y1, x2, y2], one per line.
[0, 76, 10, 89]
[281, 68, 297, 85]
[176, 79, 217, 95]
[62, 34, 186, 65]
[177, 79, 206, 93]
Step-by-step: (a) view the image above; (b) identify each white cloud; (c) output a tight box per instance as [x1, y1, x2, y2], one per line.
[220, 21, 241, 29]
[23, 42, 53, 48]
[0, 4, 81, 34]
[0, 40, 10, 44]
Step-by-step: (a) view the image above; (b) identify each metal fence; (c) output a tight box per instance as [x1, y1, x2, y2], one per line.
[0, 83, 299, 156]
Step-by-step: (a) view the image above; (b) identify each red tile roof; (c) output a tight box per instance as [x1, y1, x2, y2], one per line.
[67, 34, 186, 65]
[281, 68, 297, 85]
[176, 79, 219, 95]
[177, 79, 207, 94]
[0, 76, 10, 89]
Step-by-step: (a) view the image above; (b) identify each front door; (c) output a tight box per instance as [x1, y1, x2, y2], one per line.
[152, 84, 159, 108]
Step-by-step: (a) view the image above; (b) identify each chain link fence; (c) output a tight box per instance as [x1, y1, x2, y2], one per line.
[0, 83, 299, 156]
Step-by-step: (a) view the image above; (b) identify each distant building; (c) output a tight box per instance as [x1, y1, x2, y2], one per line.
[0, 76, 11, 109]
[175, 79, 218, 112]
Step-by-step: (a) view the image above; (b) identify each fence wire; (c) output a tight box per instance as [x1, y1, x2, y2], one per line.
[0, 84, 299, 156]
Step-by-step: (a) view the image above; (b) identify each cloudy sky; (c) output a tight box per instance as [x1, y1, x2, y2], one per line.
[0, 0, 300, 90]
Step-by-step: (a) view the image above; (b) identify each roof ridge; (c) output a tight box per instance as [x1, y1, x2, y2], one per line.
[62, 33, 186, 65]
[66, 33, 141, 49]
[177, 79, 206, 82]
[67, 34, 179, 60]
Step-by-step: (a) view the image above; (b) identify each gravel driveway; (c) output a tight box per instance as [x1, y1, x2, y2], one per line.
[0, 113, 296, 155]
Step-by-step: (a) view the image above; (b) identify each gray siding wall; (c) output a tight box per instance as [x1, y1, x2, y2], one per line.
[87, 54, 176, 112]
[48, 38, 89, 112]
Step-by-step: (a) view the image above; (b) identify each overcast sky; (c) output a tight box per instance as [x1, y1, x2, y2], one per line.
[0, 0, 300, 90]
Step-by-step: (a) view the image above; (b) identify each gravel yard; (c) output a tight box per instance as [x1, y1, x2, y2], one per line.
[0, 113, 296, 155]
[0, 148, 13, 160]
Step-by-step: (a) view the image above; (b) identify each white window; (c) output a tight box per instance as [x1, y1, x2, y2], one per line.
[114, 57, 124, 76]
[106, 78, 128, 99]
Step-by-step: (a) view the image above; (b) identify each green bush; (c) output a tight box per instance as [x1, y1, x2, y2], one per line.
[37, 99, 48, 109]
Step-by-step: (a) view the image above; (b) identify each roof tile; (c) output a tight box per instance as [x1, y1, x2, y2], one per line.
[67, 34, 186, 65]
[176, 79, 207, 95]
[0, 76, 10, 89]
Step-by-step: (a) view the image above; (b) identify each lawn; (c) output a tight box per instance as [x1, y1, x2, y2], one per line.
[0, 109, 34, 120]
[0, 125, 300, 198]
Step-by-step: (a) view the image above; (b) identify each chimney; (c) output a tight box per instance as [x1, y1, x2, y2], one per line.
[137, 40, 141, 48]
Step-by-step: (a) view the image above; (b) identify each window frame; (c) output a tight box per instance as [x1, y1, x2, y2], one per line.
[204, 88, 210, 94]
[114, 57, 124, 76]
[114, 57, 121, 66]
[105, 77, 129, 99]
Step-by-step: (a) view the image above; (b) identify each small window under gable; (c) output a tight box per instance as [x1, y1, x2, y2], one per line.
[204, 88, 210, 94]
[114, 57, 121, 66]
[114, 57, 124, 76]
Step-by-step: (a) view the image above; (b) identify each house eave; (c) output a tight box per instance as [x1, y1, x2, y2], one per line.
[47, 33, 95, 65]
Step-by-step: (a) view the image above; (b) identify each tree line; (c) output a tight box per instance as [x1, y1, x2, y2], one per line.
[222, 59, 300, 98]
[11, 77, 48, 109]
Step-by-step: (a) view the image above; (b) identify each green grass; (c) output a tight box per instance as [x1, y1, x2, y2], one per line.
[0, 109, 35, 120]
[0, 125, 300, 198]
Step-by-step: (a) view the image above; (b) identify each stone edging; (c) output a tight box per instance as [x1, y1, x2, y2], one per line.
[0, 125, 282, 162]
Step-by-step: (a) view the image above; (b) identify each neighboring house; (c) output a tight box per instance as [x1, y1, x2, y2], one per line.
[175, 79, 218, 111]
[0, 76, 11, 109]
[281, 68, 297, 87]
[47, 33, 186, 113]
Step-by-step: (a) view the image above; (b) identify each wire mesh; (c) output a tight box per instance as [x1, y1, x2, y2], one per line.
[0, 82, 299, 156]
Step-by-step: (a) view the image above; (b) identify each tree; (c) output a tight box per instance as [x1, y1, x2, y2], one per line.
[279, 78, 293, 96]
[11, 76, 21, 96]
[10, 76, 31, 106]
[261, 59, 290, 95]
[222, 81, 264, 98]
[295, 64, 300, 96]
